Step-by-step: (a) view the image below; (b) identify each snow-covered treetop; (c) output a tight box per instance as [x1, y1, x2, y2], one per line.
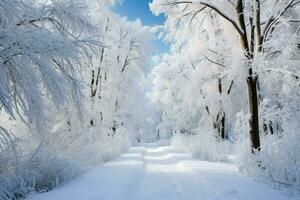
[0, 0, 98, 134]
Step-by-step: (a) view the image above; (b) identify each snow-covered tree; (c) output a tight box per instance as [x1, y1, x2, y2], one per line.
[0, 1, 156, 199]
[151, 0, 300, 149]
[84, 4, 155, 141]
[0, 0, 98, 134]
[151, 0, 300, 188]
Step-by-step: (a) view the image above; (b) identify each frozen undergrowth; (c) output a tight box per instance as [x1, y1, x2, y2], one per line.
[0, 124, 131, 200]
[171, 132, 233, 163]
[171, 129, 300, 192]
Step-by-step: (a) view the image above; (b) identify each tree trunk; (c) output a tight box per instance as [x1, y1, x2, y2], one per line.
[217, 78, 226, 140]
[247, 75, 260, 150]
[220, 112, 225, 139]
[236, 0, 261, 151]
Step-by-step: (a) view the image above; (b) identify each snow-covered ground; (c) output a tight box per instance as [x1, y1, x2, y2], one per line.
[27, 143, 296, 200]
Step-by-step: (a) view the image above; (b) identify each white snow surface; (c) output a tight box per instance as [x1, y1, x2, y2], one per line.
[27, 143, 296, 200]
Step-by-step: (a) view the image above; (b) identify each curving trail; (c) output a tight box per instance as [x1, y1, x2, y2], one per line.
[27, 143, 296, 200]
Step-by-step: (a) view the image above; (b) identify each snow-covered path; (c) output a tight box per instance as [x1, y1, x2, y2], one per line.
[28, 144, 295, 200]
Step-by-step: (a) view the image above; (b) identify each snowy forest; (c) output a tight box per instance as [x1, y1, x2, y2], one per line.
[0, 0, 299, 200]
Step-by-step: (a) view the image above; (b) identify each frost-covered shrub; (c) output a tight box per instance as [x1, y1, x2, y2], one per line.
[0, 140, 79, 200]
[0, 119, 133, 200]
[172, 128, 232, 162]
[236, 109, 300, 191]
[23, 148, 79, 191]
[237, 131, 300, 190]
[0, 125, 77, 200]
[52, 122, 132, 167]
[237, 134, 300, 190]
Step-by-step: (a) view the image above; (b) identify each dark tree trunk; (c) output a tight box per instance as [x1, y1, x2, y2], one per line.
[217, 78, 226, 140]
[215, 111, 225, 140]
[247, 75, 260, 150]
[236, 0, 261, 151]
[220, 112, 225, 139]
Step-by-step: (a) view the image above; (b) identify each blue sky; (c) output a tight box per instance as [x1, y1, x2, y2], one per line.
[114, 0, 169, 55]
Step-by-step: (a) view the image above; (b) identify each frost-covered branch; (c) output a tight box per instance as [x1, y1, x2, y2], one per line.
[164, 1, 244, 36]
